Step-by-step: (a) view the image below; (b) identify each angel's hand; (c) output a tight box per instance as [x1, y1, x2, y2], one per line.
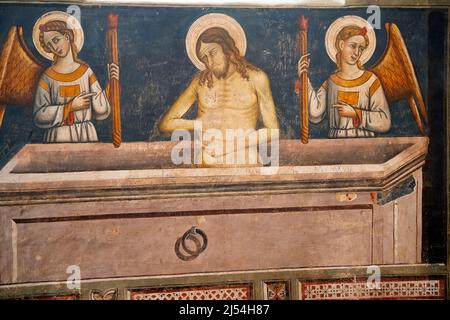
[297, 53, 310, 78]
[333, 102, 357, 118]
[71, 92, 96, 111]
[108, 63, 120, 81]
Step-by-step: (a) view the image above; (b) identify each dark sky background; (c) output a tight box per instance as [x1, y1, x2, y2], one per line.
[0, 5, 435, 154]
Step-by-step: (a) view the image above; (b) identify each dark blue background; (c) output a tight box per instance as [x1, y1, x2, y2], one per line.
[0, 4, 437, 164]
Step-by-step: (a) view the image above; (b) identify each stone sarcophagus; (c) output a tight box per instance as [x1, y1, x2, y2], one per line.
[0, 137, 427, 284]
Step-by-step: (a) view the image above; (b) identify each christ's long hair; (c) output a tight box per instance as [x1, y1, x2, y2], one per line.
[195, 27, 257, 88]
[39, 20, 84, 65]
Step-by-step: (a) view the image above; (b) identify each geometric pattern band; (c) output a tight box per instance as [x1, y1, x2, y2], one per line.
[128, 284, 252, 300]
[300, 278, 445, 300]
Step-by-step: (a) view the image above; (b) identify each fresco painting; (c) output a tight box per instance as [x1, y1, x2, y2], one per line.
[0, 2, 447, 300]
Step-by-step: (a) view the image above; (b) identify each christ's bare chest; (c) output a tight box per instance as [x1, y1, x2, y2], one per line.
[197, 75, 258, 112]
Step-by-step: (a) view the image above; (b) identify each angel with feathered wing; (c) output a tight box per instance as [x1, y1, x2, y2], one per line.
[0, 11, 120, 144]
[298, 15, 427, 138]
[32, 11, 119, 143]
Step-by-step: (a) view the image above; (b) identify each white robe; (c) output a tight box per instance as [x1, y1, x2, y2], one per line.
[33, 64, 110, 143]
[308, 70, 391, 138]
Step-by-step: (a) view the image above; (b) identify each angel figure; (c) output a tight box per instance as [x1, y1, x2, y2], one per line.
[32, 11, 119, 143]
[298, 15, 391, 138]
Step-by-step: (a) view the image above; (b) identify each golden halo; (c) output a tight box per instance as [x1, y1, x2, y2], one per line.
[32, 11, 84, 61]
[186, 13, 247, 71]
[325, 15, 376, 65]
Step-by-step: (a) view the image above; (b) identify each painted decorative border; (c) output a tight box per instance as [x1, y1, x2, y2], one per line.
[299, 277, 446, 300]
[127, 283, 252, 300]
[263, 281, 289, 300]
[15, 294, 79, 300]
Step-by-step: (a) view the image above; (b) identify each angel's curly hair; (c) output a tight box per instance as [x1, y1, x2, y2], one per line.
[38, 20, 83, 64]
[334, 25, 369, 73]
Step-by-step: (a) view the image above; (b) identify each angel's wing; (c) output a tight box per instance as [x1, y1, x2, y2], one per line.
[370, 23, 428, 135]
[0, 26, 44, 128]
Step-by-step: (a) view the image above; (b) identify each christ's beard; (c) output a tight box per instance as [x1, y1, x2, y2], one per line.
[211, 60, 230, 79]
